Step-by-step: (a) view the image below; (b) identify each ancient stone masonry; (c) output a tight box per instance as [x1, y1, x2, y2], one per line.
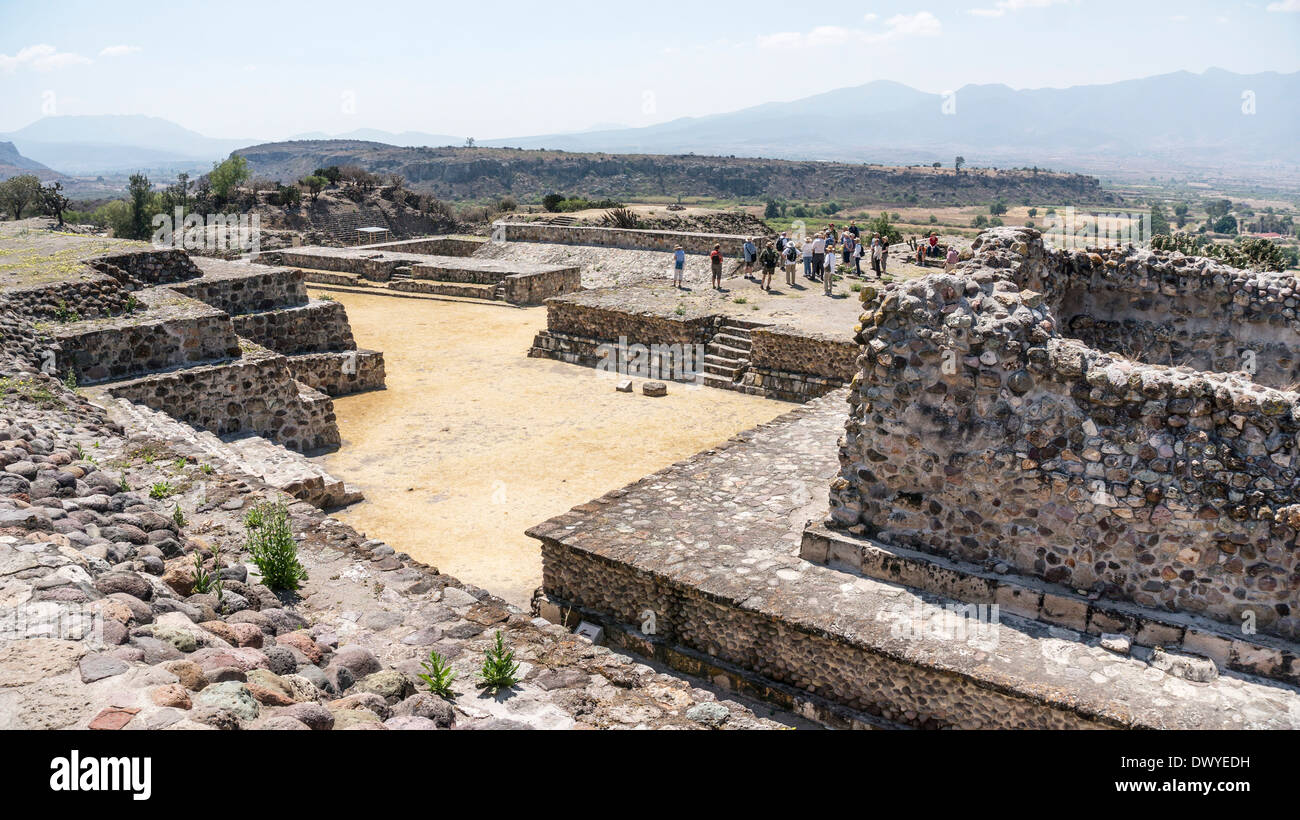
[231, 301, 357, 356]
[830, 227, 1300, 640]
[0, 273, 133, 321]
[496, 221, 761, 256]
[89, 249, 202, 288]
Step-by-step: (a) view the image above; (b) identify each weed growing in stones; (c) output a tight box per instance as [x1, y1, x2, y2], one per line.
[200, 463, 214, 475]
[149, 481, 175, 499]
[418, 649, 457, 699]
[53, 299, 80, 323]
[172, 504, 186, 528]
[478, 630, 520, 694]
[117, 475, 130, 493]
[245, 501, 307, 591]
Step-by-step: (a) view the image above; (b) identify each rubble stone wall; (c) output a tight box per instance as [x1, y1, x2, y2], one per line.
[106, 348, 340, 452]
[286, 350, 386, 396]
[498, 221, 759, 256]
[231, 301, 356, 356]
[171, 267, 308, 315]
[830, 227, 1300, 639]
[0, 275, 133, 321]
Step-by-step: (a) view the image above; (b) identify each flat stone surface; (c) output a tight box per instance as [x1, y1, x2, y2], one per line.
[529, 390, 1300, 729]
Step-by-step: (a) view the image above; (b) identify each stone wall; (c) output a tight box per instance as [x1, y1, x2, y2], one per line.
[264, 249, 421, 282]
[830, 227, 1300, 639]
[230, 300, 356, 356]
[502, 268, 583, 305]
[171, 265, 307, 315]
[106, 346, 340, 452]
[54, 302, 240, 385]
[1010, 238, 1300, 391]
[543, 299, 715, 349]
[90, 249, 202, 287]
[749, 326, 858, 381]
[359, 236, 485, 256]
[286, 350, 386, 396]
[497, 221, 760, 256]
[0, 274, 133, 321]
[535, 537, 1103, 729]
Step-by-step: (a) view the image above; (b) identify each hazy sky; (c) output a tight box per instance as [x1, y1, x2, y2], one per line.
[2, 0, 1298, 139]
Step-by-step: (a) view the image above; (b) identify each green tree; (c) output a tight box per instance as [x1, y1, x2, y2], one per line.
[208, 155, 251, 205]
[127, 173, 153, 240]
[989, 200, 1008, 216]
[300, 175, 329, 202]
[39, 181, 70, 226]
[1150, 204, 1171, 237]
[764, 199, 780, 219]
[0, 174, 42, 220]
[1173, 202, 1189, 228]
[954, 156, 965, 173]
[542, 193, 564, 212]
[1212, 214, 1238, 234]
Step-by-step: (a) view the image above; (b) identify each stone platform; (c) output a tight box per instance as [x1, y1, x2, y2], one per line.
[528, 391, 1300, 729]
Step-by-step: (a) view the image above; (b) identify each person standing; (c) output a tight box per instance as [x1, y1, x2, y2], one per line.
[822, 234, 835, 282]
[672, 244, 686, 288]
[710, 243, 723, 290]
[851, 236, 863, 275]
[759, 241, 777, 292]
[841, 232, 853, 267]
[944, 245, 959, 272]
[783, 239, 799, 287]
[776, 231, 788, 253]
[801, 235, 814, 279]
[848, 220, 860, 240]
[870, 236, 882, 276]
[742, 238, 757, 280]
[811, 232, 826, 280]
[880, 238, 890, 275]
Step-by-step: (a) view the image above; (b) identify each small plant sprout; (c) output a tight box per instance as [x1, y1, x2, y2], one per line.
[417, 649, 457, 699]
[172, 504, 186, 528]
[149, 481, 175, 500]
[245, 501, 307, 590]
[478, 630, 520, 694]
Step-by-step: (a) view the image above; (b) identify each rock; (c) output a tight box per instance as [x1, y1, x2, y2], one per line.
[400, 626, 444, 645]
[616, 379, 633, 393]
[261, 716, 311, 730]
[162, 660, 208, 691]
[282, 702, 334, 730]
[642, 381, 667, 397]
[331, 708, 381, 729]
[190, 707, 242, 730]
[246, 669, 295, 702]
[356, 670, 413, 703]
[88, 706, 139, 730]
[685, 702, 730, 727]
[329, 692, 391, 720]
[1099, 633, 1132, 655]
[534, 668, 589, 691]
[1150, 647, 1219, 682]
[332, 645, 381, 678]
[262, 645, 298, 676]
[247, 683, 295, 707]
[277, 632, 326, 665]
[384, 715, 439, 730]
[392, 693, 454, 728]
[94, 571, 152, 601]
[280, 674, 323, 703]
[150, 684, 191, 709]
[194, 681, 260, 722]
[148, 625, 198, 653]
[322, 663, 355, 693]
[78, 653, 129, 683]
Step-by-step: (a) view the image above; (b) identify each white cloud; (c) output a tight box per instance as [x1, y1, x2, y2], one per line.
[0, 44, 92, 73]
[969, 0, 1072, 18]
[1266, 0, 1300, 11]
[758, 12, 940, 49]
[99, 45, 141, 57]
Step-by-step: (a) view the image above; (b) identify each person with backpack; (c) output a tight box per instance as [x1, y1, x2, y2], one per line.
[811, 232, 826, 280]
[710, 243, 723, 289]
[759, 241, 778, 292]
[783, 239, 799, 287]
[672, 245, 686, 288]
[776, 231, 788, 253]
[742, 238, 757, 279]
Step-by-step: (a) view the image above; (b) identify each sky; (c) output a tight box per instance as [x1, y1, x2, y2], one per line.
[1, 0, 1298, 140]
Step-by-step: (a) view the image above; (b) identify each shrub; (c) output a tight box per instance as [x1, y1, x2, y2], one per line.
[542, 193, 565, 212]
[245, 501, 307, 590]
[478, 630, 520, 693]
[418, 649, 457, 698]
[600, 207, 639, 229]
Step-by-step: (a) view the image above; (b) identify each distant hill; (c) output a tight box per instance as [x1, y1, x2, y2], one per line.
[288, 128, 465, 148]
[477, 69, 1299, 186]
[0, 141, 63, 181]
[235, 141, 1115, 206]
[0, 114, 255, 174]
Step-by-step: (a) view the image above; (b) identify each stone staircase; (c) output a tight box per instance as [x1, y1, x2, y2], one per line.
[108, 398, 363, 510]
[702, 320, 766, 390]
[546, 216, 578, 226]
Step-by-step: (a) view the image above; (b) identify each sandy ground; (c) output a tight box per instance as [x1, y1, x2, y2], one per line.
[308, 288, 791, 608]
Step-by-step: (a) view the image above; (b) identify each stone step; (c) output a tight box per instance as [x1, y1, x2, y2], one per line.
[388, 279, 499, 300]
[107, 398, 361, 510]
[703, 361, 741, 378]
[707, 342, 749, 359]
[702, 374, 743, 390]
[711, 332, 751, 349]
[718, 325, 753, 340]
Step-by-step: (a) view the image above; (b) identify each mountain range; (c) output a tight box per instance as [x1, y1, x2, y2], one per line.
[1, 69, 1295, 187]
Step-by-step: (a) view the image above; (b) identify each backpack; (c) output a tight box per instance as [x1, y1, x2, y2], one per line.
[784, 244, 798, 262]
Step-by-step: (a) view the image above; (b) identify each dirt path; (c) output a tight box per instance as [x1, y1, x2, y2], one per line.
[308, 289, 792, 607]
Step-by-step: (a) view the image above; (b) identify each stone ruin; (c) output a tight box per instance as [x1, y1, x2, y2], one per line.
[830, 226, 1300, 641]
